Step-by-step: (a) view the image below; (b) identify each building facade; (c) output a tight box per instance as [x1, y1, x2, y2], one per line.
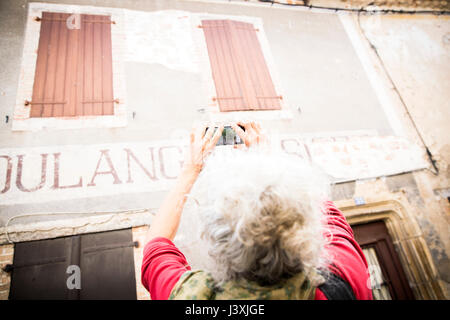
[0, 0, 448, 299]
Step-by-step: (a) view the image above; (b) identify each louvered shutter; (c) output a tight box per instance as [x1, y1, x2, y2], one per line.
[202, 19, 281, 111]
[79, 229, 137, 300]
[30, 12, 114, 117]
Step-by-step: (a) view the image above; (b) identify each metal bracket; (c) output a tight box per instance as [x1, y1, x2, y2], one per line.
[2, 264, 13, 273]
[34, 16, 116, 24]
[25, 100, 67, 106]
[81, 99, 120, 104]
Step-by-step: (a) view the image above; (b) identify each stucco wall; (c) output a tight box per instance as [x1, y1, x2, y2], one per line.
[356, 13, 450, 297]
[0, 0, 396, 218]
[0, 0, 448, 299]
[0, 0, 394, 144]
[359, 13, 450, 171]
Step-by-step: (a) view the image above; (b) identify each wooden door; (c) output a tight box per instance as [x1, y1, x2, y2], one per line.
[8, 229, 137, 300]
[353, 221, 415, 300]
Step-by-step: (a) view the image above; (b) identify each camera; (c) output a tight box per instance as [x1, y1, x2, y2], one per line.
[205, 125, 245, 146]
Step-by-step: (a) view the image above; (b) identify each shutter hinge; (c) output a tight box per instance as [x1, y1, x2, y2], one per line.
[25, 100, 67, 106]
[34, 16, 116, 24]
[2, 264, 14, 273]
[81, 99, 120, 104]
[256, 95, 283, 100]
[82, 241, 139, 253]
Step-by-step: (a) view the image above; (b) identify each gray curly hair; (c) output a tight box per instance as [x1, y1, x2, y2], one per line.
[188, 148, 331, 287]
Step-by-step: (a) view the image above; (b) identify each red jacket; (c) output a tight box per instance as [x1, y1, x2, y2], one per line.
[141, 201, 373, 300]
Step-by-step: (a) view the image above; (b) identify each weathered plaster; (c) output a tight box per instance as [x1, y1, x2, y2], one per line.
[0, 0, 448, 300]
[331, 181, 356, 201]
[359, 13, 450, 173]
[386, 173, 425, 207]
[0, 134, 427, 211]
[340, 198, 446, 299]
[0, 209, 153, 245]
[343, 174, 449, 298]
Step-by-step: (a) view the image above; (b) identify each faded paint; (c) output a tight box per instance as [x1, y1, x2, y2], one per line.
[124, 10, 199, 73]
[0, 0, 448, 299]
[331, 181, 356, 201]
[354, 13, 450, 297]
[359, 14, 450, 172]
[0, 140, 184, 206]
[0, 134, 427, 208]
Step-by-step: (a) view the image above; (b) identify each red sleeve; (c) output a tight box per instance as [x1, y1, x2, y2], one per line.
[314, 201, 373, 300]
[142, 202, 371, 300]
[141, 237, 191, 300]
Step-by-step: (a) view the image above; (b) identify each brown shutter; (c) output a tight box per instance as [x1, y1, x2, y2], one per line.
[8, 229, 137, 300]
[9, 237, 73, 299]
[30, 12, 114, 117]
[80, 229, 137, 300]
[202, 19, 281, 112]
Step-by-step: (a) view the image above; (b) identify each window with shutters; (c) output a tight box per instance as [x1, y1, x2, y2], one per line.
[8, 229, 137, 300]
[201, 19, 282, 112]
[13, 7, 127, 131]
[29, 12, 114, 117]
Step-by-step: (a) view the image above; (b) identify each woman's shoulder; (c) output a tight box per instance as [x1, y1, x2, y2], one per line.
[169, 269, 216, 300]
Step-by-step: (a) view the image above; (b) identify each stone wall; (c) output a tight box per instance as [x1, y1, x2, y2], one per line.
[333, 172, 449, 298]
[132, 225, 151, 300]
[0, 244, 14, 300]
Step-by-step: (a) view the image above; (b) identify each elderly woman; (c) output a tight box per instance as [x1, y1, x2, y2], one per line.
[141, 122, 372, 300]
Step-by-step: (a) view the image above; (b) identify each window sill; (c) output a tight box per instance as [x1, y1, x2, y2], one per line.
[207, 108, 294, 122]
[12, 113, 127, 131]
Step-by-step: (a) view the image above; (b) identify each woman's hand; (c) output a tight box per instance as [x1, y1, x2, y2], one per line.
[183, 123, 224, 174]
[232, 121, 268, 148]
